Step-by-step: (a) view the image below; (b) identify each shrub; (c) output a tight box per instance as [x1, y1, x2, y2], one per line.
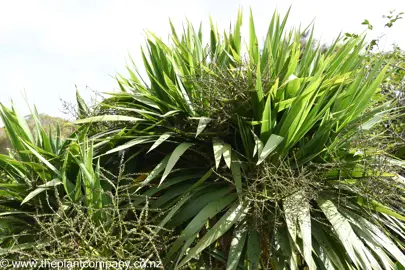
[1, 8, 405, 270]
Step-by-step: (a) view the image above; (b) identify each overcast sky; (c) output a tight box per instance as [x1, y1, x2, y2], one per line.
[1, 0, 404, 119]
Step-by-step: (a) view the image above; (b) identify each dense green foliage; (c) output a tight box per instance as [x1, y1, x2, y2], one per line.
[1, 9, 405, 270]
[0, 113, 71, 154]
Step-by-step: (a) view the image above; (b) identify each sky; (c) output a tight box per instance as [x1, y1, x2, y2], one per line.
[0, 0, 404, 120]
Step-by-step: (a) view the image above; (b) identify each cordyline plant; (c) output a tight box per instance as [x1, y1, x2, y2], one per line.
[0, 104, 68, 252]
[1, 8, 405, 270]
[70, 9, 405, 269]
[0, 105, 169, 261]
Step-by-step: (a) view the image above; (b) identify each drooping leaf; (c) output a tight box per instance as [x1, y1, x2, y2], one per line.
[74, 115, 143, 124]
[227, 224, 248, 270]
[318, 198, 372, 269]
[213, 138, 225, 169]
[21, 179, 62, 205]
[231, 152, 243, 198]
[178, 201, 249, 267]
[147, 133, 172, 153]
[22, 141, 61, 176]
[257, 134, 283, 164]
[194, 117, 212, 137]
[247, 230, 261, 270]
[136, 155, 170, 191]
[222, 143, 232, 169]
[161, 142, 194, 184]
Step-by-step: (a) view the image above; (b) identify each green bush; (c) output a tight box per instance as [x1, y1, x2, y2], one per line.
[1, 8, 405, 270]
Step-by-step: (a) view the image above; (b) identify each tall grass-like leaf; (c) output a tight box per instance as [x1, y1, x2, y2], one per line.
[104, 138, 152, 155]
[73, 115, 143, 124]
[136, 155, 170, 192]
[178, 201, 249, 267]
[231, 153, 243, 198]
[222, 143, 232, 169]
[284, 192, 314, 268]
[166, 193, 238, 260]
[161, 142, 194, 184]
[357, 197, 405, 221]
[21, 179, 62, 205]
[343, 210, 405, 267]
[227, 224, 247, 270]
[312, 224, 348, 269]
[248, 9, 259, 65]
[147, 133, 172, 153]
[168, 186, 231, 228]
[22, 141, 61, 176]
[260, 79, 278, 141]
[318, 199, 372, 269]
[257, 134, 283, 164]
[155, 194, 192, 234]
[298, 201, 313, 270]
[247, 230, 261, 270]
[213, 138, 225, 169]
[194, 117, 212, 137]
